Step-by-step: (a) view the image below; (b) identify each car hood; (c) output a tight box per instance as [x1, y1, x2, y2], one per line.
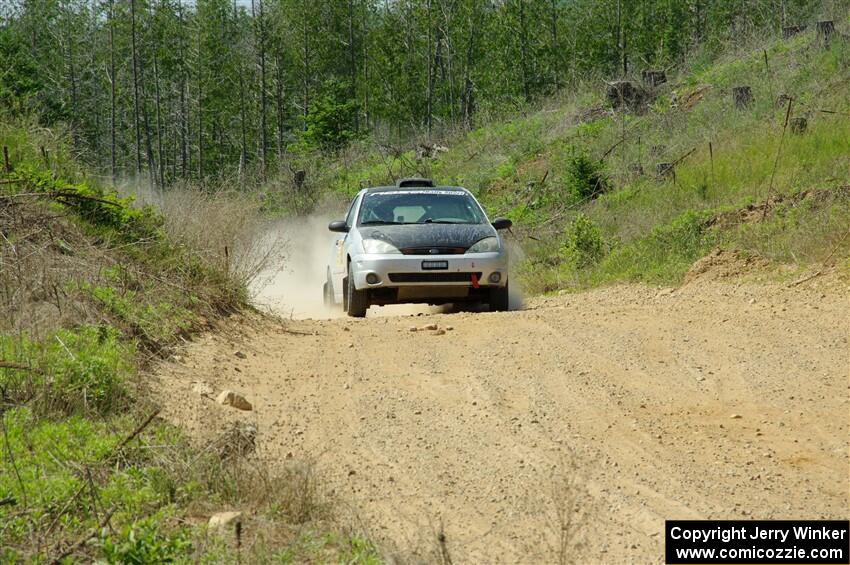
[359, 223, 497, 251]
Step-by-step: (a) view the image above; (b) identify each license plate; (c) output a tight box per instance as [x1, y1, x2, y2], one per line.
[421, 260, 448, 270]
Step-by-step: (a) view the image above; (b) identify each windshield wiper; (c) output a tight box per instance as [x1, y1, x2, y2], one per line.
[420, 219, 473, 224]
[360, 220, 410, 225]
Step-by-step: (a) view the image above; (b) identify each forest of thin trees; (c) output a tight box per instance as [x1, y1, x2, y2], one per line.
[0, 0, 831, 185]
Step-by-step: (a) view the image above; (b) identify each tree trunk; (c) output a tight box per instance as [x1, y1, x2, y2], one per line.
[301, 0, 310, 128]
[426, 0, 433, 135]
[442, 10, 456, 127]
[275, 53, 284, 159]
[176, 0, 189, 178]
[616, 0, 623, 76]
[197, 22, 203, 179]
[549, 0, 560, 90]
[235, 0, 247, 174]
[362, 4, 370, 129]
[66, 35, 79, 151]
[518, 0, 530, 103]
[151, 8, 165, 189]
[135, 11, 157, 189]
[461, 6, 479, 129]
[131, 0, 142, 174]
[109, 0, 117, 181]
[253, 0, 268, 176]
[348, 0, 358, 132]
[140, 60, 157, 189]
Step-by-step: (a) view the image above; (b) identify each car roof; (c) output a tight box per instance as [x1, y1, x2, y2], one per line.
[361, 185, 470, 194]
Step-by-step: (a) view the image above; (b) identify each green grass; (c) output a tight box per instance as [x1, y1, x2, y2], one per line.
[0, 408, 178, 548]
[0, 326, 132, 417]
[273, 532, 383, 565]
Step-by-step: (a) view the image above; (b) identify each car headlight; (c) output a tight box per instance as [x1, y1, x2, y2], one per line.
[467, 236, 500, 253]
[362, 238, 401, 254]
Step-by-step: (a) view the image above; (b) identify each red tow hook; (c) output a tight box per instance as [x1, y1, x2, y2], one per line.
[471, 273, 480, 288]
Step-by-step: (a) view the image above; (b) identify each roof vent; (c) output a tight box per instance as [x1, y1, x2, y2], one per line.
[396, 177, 435, 188]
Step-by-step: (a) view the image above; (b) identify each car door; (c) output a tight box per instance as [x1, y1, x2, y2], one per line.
[331, 193, 362, 298]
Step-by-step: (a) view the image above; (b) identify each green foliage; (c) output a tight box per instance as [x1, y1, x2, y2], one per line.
[562, 214, 606, 268]
[344, 536, 383, 565]
[82, 284, 195, 346]
[0, 0, 834, 182]
[0, 409, 150, 546]
[8, 164, 163, 241]
[299, 79, 360, 151]
[99, 518, 192, 564]
[0, 326, 132, 417]
[274, 532, 383, 565]
[0, 24, 54, 118]
[593, 210, 714, 285]
[564, 148, 609, 202]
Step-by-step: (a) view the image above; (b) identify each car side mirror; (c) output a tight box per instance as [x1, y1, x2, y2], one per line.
[492, 217, 512, 230]
[328, 220, 349, 233]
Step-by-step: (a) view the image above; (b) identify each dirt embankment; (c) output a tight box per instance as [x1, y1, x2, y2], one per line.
[153, 263, 849, 563]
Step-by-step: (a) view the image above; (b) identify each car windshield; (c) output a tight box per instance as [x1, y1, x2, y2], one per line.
[357, 190, 486, 226]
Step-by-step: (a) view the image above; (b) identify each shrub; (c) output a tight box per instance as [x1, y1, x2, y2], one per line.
[648, 210, 708, 258]
[99, 517, 192, 564]
[299, 79, 359, 151]
[563, 214, 606, 268]
[564, 147, 609, 202]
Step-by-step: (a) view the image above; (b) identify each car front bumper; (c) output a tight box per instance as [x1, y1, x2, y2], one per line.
[350, 251, 508, 290]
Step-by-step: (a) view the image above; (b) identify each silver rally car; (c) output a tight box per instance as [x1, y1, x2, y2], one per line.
[324, 178, 512, 317]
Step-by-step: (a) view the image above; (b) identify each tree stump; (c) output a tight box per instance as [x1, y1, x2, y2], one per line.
[790, 117, 807, 135]
[817, 21, 835, 43]
[606, 81, 647, 110]
[656, 162, 674, 178]
[733, 86, 753, 109]
[642, 70, 667, 88]
[782, 25, 806, 39]
[293, 169, 306, 189]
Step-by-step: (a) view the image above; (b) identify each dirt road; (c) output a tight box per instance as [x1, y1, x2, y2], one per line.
[154, 261, 848, 563]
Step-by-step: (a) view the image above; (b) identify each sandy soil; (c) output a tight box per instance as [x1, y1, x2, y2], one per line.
[153, 264, 849, 564]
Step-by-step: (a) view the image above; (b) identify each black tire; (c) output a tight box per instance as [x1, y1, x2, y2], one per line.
[323, 272, 336, 308]
[346, 263, 369, 317]
[489, 281, 510, 312]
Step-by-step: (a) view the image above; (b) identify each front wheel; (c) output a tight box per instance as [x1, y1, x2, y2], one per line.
[345, 263, 369, 317]
[489, 281, 510, 312]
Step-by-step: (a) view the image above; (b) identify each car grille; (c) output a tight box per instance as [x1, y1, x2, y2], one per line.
[400, 247, 468, 255]
[388, 272, 482, 283]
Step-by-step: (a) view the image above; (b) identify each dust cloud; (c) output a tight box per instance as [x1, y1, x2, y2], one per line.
[250, 215, 340, 320]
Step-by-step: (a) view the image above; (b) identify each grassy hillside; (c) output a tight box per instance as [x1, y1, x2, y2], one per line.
[309, 15, 850, 293]
[0, 122, 379, 563]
